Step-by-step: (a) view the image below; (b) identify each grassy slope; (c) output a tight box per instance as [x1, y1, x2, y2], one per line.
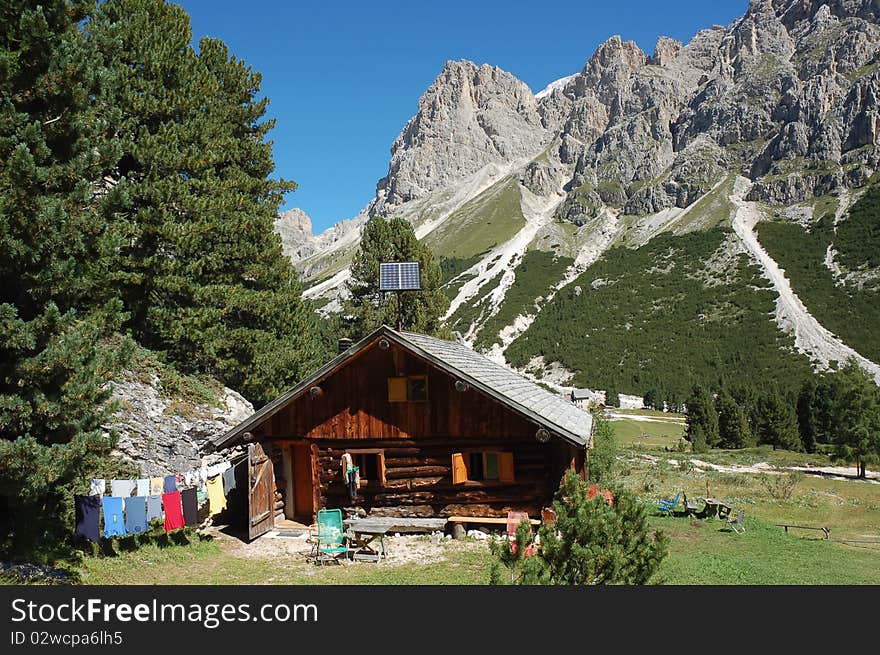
[424, 176, 525, 260]
[756, 188, 880, 363]
[473, 250, 573, 350]
[506, 228, 813, 398]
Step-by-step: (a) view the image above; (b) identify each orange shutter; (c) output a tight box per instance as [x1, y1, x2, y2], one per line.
[377, 452, 387, 486]
[499, 452, 515, 482]
[452, 453, 468, 484]
[388, 377, 407, 402]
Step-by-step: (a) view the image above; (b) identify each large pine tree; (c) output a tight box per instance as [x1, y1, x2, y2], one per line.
[88, 0, 321, 405]
[0, 0, 132, 558]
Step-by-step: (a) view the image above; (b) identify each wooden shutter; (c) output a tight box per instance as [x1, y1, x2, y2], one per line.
[452, 452, 468, 484]
[377, 452, 387, 486]
[388, 377, 407, 402]
[499, 452, 515, 482]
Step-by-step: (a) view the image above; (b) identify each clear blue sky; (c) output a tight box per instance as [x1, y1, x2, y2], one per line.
[177, 0, 747, 233]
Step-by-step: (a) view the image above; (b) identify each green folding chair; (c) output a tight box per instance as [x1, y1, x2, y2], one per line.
[314, 509, 348, 565]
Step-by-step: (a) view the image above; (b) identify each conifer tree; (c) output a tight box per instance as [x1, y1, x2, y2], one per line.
[686, 385, 719, 452]
[490, 471, 667, 585]
[0, 0, 131, 558]
[88, 0, 320, 404]
[716, 389, 754, 449]
[796, 379, 818, 453]
[344, 216, 449, 339]
[826, 362, 880, 479]
[755, 388, 802, 451]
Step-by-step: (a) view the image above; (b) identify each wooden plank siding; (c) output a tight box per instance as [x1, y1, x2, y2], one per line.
[256, 345, 543, 441]
[250, 342, 582, 518]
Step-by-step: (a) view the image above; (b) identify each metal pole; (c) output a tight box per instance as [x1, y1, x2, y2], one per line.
[397, 290, 403, 332]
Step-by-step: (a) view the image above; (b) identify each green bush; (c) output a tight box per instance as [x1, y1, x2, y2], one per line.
[489, 471, 668, 585]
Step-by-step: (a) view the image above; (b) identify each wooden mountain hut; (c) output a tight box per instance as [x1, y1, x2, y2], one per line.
[210, 325, 594, 539]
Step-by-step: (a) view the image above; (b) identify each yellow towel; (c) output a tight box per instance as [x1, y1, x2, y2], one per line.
[207, 476, 227, 517]
[149, 477, 164, 496]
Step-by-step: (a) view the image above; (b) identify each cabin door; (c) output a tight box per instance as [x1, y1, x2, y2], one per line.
[289, 443, 315, 523]
[248, 441, 275, 540]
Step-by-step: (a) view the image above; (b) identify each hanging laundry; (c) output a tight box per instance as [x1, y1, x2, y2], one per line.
[206, 476, 227, 517]
[200, 466, 208, 484]
[136, 479, 150, 497]
[207, 461, 230, 478]
[176, 472, 184, 485]
[74, 495, 101, 542]
[196, 487, 207, 505]
[180, 487, 200, 526]
[149, 477, 164, 496]
[184, 470, 194, 487]
[89, 479, 105, 496]
[162, 491, 185, 532]
[101, 497, 127, 538]
[222, 465, 237, 495]
[146, 495, 163, 522]
[124, 496, 148, 534]
[110, 479, 135, 498]
[163, 475, 177, 493]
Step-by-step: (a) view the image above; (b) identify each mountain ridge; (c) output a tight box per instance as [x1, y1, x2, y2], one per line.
[281, 0, 880, 396]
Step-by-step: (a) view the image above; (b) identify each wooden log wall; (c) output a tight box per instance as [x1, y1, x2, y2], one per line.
[307, 438, 566, 518]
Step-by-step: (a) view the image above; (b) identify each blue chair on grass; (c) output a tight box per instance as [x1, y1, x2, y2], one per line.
[657, 491, 681, 516]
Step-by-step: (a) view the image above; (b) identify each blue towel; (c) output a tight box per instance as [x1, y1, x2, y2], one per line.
[102, 497, 127, 538]
[146, 495, 163, 522]
[124, 496, 148, 534]
[163, 475, 177, 493]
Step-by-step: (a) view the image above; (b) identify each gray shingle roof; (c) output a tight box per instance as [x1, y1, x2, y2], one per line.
[399, 331, 593, 447]
[211, 325, 593, 449]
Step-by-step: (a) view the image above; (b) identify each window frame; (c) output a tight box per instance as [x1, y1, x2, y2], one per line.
[387, 374, 429, 403]
[346, 449, 386, 486]
[452, 450, 515, 485]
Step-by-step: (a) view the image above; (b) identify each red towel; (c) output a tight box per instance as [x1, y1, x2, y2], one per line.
[162, 491, 185, 532]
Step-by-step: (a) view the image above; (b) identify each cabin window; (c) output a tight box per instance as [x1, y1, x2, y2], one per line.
[452, 451, 514, 484]
[349, 450, 386, 486]
[407, 375, 428, 401]
[388, 375, 429, 402]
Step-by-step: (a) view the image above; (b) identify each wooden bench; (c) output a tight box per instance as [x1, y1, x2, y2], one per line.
[446, 515, 540, 539]
[775, 524, 830, 540]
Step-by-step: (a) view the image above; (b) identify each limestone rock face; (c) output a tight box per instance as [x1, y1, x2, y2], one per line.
[368, 60, 550, 215]
[103, 375, 253, 477]
[275, 208, 318, 261]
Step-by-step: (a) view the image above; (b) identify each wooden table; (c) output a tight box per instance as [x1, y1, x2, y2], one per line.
[343, 520, 389, 562]
[700, 497, 732, 519]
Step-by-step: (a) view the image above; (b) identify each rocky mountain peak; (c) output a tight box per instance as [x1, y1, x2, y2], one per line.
[275, 207, 318, 261]
[652, 37, 683, 66]
[368, 59, 549, 216]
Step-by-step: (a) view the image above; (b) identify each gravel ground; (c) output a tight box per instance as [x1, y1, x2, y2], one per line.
[203, 524, 490, 566]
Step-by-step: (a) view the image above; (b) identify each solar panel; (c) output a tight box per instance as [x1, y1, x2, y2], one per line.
[379, 262, 421, 291]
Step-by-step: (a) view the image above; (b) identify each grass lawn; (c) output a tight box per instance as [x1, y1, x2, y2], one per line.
[608, 408, 686, 419]
[74, 536, 494, 585]
[652, 514, 880, 584]
[610, 418, 687, 449]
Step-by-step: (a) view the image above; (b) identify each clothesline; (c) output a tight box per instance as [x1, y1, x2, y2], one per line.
[74, 460, 236, 543]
